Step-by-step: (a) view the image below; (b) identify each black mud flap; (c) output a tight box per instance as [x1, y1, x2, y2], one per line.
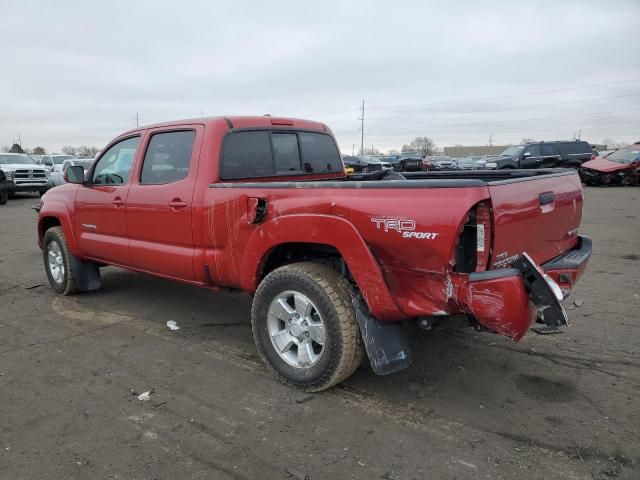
[351, 296, 412, 376]
[512, 253, 568, 328]
[70, 255, 102, 292]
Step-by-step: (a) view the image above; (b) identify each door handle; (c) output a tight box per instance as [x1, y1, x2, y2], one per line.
[168, 199, 187, 209]
[111, 197, 125, 207]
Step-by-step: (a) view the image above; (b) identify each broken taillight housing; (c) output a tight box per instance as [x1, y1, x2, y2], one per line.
[475, 201, 492, 271]
[454, 201, 492, 273]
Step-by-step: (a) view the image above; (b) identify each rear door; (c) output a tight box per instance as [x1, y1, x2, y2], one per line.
[488, 172, 583, 268]
[540, 143, 562, 168]
[125, 126, 202, 280]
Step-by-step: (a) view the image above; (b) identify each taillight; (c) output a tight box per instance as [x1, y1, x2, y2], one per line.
[591, 154, 596, 160]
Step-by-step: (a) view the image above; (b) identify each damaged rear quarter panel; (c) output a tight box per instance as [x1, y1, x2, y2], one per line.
[203, 185, 490, 320]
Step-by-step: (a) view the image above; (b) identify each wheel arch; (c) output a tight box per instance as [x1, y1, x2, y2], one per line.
[240, 214, 404, 321]
[37, 203, 78, 254]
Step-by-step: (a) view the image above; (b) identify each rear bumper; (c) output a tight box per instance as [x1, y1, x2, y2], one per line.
[462, 236, 592, 340]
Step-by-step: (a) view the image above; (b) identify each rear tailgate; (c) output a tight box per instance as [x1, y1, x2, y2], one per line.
[488, 171, 583, 269]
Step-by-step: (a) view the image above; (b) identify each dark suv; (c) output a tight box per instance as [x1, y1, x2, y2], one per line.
[485, 140, 594, 170]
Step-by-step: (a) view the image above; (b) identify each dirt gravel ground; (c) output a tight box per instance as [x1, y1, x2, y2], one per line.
[0, 186, 638, 479]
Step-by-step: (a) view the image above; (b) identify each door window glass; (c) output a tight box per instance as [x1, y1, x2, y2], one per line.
[92, 137, 140, 185]
[140, 131, 195, 184]
[524, 145, 540, 157]
[541, 144, 560, 156]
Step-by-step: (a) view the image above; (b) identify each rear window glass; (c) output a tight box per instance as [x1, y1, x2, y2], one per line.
[220, 131, 273, 179]
[298, 132, 342, 174]
[220, 130, 341, 179]
[272, 133, 301, 173]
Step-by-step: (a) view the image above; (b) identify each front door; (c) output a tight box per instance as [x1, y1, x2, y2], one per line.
[74, 136, 141, 265]
[125, 127, 201, 281]
[520, 144, 541, 169]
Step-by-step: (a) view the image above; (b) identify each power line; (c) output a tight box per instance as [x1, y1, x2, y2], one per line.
[366, 77, 640, 112]
[327, 92, 640, 125]
[333, 107, 640, 135]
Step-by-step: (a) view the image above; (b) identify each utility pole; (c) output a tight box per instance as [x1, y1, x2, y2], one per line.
[136, 113, 139, 128]
[352, 143, 355, 155]
[489, 133, 493, 146]
[359, 100, 365, 155]
[18, 132, 21, 147]
[578, 129, 581, 140]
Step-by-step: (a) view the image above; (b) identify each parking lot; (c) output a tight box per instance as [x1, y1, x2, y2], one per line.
[0, 187, 638, 479]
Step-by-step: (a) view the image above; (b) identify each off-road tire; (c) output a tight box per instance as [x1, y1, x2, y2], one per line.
[43, 226, 77, 295]
[0, 191, 8, 205]
[251, 262, 364, 392]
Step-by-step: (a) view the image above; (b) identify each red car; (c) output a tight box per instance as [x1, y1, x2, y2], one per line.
[36, 116, 591, 391]
[580, 143, 640, 186]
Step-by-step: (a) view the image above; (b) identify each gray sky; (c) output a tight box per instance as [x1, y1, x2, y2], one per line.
[2, 0, 639, 154]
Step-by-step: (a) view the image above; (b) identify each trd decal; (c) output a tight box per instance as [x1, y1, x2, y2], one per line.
[370, 216, 439, 240]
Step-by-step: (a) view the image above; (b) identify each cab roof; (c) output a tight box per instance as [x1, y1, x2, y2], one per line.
[119, 115, 330, 137]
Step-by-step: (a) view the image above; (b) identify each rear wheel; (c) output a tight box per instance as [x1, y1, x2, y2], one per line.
[251, 262, 363, 391]
[43, 226, 77, 295]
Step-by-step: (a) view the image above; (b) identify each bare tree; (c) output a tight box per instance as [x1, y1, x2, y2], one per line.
[9, 143, 24, 153]
[33, 146, 46, 155]
[388, 149, 400, 156]
[407, 137, 436, 157]
[78, 145, 99, 157]
[521, 138, 536, 143]
[0, 146, 8, 153]
[61, 145, 77, 155]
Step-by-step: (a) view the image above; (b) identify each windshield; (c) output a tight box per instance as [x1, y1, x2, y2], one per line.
[500, 145, 525, 157]
[0, 154, 36, 165]
[606, 148, 640, 164]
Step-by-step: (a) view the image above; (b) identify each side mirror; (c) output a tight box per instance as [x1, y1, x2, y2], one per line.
[65, 165, 85, 184]
[522, 152, 531, 158]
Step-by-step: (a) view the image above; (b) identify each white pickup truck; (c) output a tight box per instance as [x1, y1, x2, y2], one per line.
[0, 153, 50, 196]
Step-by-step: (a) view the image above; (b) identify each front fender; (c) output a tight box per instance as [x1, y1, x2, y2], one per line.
[38, 200, 78, 255]
[240, 214, 405, 321]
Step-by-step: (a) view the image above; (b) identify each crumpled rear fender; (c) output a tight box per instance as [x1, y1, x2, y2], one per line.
[240, 214, 405, 321]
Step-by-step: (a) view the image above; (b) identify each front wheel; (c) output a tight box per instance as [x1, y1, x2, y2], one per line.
[251, 262, 363, 391]
[43, 226, 77, 295]
[0, 191, 7, 205]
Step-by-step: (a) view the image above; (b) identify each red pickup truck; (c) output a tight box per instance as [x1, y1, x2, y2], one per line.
[37, 116, 591, 391]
